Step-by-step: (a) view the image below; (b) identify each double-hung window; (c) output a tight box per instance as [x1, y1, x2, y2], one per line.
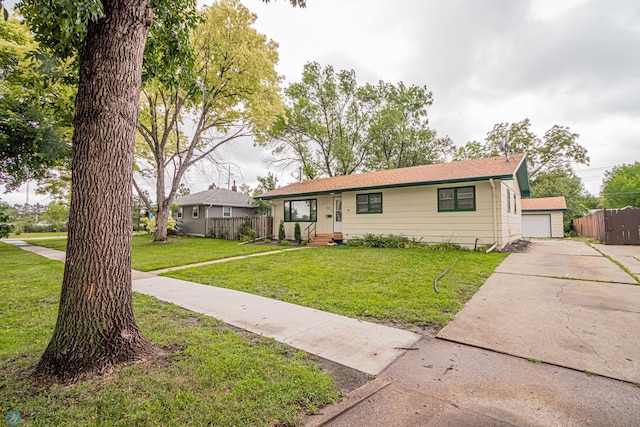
[356, 193, 383, 214]
[438, 186, 475, 212]
[177, 207, 183, 218]
[192, 206, 199, 218]
[223, 206, 232, 217]
[284, 199, 317, 222]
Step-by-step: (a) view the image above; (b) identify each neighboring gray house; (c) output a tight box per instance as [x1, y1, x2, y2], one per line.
[174, 187, 258, 236]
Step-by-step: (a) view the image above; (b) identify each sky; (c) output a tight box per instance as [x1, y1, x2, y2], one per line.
[2, 0, 639, 205]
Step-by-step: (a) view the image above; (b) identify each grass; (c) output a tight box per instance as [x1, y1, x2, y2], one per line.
[8, 231, 68, 238]
[165, 246, 507, 333]
[0, 243, 340, 426]
[26, 234, 289, 271]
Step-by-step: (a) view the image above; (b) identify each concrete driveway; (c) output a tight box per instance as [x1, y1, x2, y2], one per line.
[438, 240, 640, 383]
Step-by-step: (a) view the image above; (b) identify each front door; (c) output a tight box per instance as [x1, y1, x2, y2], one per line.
[333, 197, 342, 233]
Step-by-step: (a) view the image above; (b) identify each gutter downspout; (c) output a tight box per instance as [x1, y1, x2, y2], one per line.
[489, 179, 499, 247]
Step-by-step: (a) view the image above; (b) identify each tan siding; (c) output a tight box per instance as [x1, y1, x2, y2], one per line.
[342, 183, 496, 247]
[550, 211, 564, 237]
[269, 195, 333, 239]
[498, 179, 522, 246]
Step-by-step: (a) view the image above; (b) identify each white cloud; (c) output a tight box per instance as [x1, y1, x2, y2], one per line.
[4, 0, 638, 203]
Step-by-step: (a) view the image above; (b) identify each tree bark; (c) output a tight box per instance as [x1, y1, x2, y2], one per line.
[35, 0, 159, 382]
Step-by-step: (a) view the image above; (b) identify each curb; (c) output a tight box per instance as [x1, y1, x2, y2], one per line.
[305, 378, 391, 427]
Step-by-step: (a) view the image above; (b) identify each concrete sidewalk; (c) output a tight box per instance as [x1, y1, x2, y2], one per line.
[133, 276, 419, 375]
[5, 239, 67, 261]
[4, 239, 419, 375]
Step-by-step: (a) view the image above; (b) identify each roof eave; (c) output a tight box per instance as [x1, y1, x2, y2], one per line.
[259, 174, 517, 200]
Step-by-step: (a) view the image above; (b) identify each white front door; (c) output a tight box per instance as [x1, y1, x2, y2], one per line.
[333, 197, 342, 233]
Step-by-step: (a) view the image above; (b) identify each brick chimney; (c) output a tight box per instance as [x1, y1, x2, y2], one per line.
[231, 180, 237, 192]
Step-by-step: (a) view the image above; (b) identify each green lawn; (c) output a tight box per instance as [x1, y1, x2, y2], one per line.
[0, 243, 339, 426]
[165, 246, 507, 333]
[27, 234, 288, 271]
[8, 231, 68, 238]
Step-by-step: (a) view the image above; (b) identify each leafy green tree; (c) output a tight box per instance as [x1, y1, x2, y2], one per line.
[365, 81, 453, 170]
[270, 62, 449, 177]
[454, 119, 589, 179]
[35, 165, 72, 203]
[270, 62, 370, 178]
[18, 0, 303, 382]
[251, 172, 278, 215]
[294, 222, 301, 243]
[134, 0, 284, 242]
[530, 170, 589, 232]
[18, 0, 200, 381]
[0, 18, 73, 190]
[42, 202, 69, 234]
[278, 220, 285, 241]
[601, 162, 640, 208]
[0, 201, 15, 238]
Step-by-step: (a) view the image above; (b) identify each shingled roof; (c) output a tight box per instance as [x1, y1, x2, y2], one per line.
[175, 189, 253, 207]
[521, 196, 567, 211]
[261, 154, 530, 199]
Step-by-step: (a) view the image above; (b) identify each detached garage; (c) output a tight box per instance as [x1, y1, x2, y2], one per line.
[521, 196, 566, 238]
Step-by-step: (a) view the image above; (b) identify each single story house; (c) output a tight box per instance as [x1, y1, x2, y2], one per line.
[259, 154, 531, 248]
[175, 187, 257, 236]
[521, 196, 567, 238]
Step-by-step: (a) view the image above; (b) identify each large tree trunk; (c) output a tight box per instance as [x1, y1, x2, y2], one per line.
[153, 156, 169, 241]
[35, 0, 159, 382]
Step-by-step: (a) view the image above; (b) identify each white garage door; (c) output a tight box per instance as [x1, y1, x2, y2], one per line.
[522, 214, 551, 238]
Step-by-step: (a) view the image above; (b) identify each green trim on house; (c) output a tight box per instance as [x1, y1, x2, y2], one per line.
[260, 174, 518, 200]
[437, 186, 476, 212]
[284, 199, 317, 222]
[515, 157, 531, 197]
[356, 192, 383, 214]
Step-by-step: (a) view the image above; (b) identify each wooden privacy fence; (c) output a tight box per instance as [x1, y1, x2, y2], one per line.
[205, 216, 273, 241]
[573, 207, 640, 245]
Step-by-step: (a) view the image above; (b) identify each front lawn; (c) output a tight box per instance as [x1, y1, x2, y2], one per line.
[165, 246, 507, 333]
[8, 231, 68, 238]
[27, 234, 289, 271]
[0, 243, 340, 426]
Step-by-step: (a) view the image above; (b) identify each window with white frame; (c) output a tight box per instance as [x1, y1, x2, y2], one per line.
[223, 206, 232, 217]
[192, 206, 199, 218]
[177, 207, 183, 218]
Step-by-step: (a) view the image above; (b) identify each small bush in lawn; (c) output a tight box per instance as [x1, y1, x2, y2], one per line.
[301, 239, 308, 246]
[278, 220, 285, 241]
[263, 238, 271, 244]
[280, 240, 289, 246]
[426, 242, 465, 251]
[141, 217, 176, 234]
[294, 222, 301, 243]
[347, 233, 419, 248]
